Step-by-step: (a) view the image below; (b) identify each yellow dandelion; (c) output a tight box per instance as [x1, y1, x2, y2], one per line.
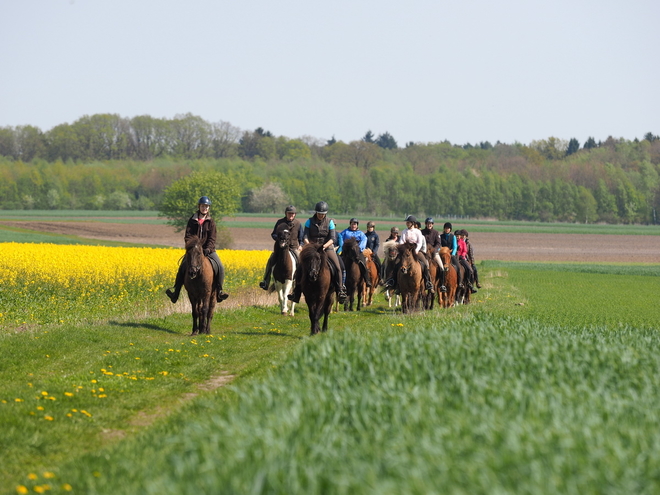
[64, 392, 74, 397]
[27, 473, 38, 480]
[16, 486, 29, 495]
[15, 398, 23, 402]
[43, 472, 55, 479]
[62, 484, 72, 491]
[44, 415, 54, 421]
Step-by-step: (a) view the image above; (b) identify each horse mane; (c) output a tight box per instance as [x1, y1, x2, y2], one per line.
[342, 237, 359, 255]
[383, 240, 398, 256]
[397, 241, 416, 256]
[300, 243, 326, 264]
[185, 235, 201, 251]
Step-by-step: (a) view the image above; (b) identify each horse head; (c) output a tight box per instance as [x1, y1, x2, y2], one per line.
[439, 246, 452, 268]
[185, 236, 204, 280]
[301, 243, 325, 282]
[276, 228, 290, 250]
[398, 242, 417, 274]
[341, 238, 360, 262]
[384, 240, 399, 262]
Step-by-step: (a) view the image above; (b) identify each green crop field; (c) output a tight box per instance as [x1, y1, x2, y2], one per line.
[1, 229, 659, 494]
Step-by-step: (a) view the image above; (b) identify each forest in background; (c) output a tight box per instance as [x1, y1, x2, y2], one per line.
[1, 113, 659, 224]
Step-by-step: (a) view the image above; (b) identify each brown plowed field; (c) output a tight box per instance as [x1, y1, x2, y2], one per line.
[3, 219, 660, 263]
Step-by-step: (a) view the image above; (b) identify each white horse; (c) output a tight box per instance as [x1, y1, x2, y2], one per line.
[269, 228, 297, 316]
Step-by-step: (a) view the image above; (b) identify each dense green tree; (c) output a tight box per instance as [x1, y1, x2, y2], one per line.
[375, 132, 398, 150]
[584, 137, 598, 150]
[362, 130, 375, 143]
[158, 170, 241, 232]
[566, 138, 580, 156]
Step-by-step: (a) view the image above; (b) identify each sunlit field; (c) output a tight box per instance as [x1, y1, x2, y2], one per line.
[0, 243, 269, 328]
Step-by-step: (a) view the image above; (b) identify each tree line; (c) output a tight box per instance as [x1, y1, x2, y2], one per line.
[0, 114, 659, 224]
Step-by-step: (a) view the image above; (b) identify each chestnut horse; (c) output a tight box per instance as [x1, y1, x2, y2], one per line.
[439, 247, 457, 308]
[299, 243, 334, 335]
[184, 236, 216, 335]
[362, 247, 380, 306]
[397, 242, 423, 314]
[422, 248, 438, 310]
[341, 238, 364, 312]
[269, 227, 297, 316]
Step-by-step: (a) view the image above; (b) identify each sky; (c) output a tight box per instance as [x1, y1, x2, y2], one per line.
[1, 0, 658, 147]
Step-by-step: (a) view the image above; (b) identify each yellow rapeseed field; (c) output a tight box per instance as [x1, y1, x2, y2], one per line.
[0, 243, 269, 327]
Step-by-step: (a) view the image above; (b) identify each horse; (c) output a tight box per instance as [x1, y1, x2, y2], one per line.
[299, 243, 334, 335]
[454, 260, 468, 305]
[341, 238, 364, 312]
[269, 227, 297, 316]
[382, 240, 401, 308]
[397, 242, 424, 314]
[439, 247, 457, 308]
[362, 247, 380, 306]
[183, 235, 216, 335]
[422, 248, 438, 310]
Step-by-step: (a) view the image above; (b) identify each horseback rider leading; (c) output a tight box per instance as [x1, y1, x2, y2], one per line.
[287, 201, 348, 304]
[165, 196, 229, 304]
[259, 205, 303, 290]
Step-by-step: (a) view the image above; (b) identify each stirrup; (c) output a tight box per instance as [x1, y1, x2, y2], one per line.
[440, 285, 447, 293]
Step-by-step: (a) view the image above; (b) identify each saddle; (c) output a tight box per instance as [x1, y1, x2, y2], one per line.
[207, 256, 221, 282]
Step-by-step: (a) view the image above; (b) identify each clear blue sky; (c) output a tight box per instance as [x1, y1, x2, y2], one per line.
[1, 0, 658, 146]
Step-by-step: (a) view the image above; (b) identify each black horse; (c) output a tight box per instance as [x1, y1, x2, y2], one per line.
[299, 243, 334, 335]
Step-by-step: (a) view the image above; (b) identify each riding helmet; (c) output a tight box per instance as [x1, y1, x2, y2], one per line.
[390, 226, 399, 234]
[425, 217, 434, 224]
[443, 222, 452, 230]
[462, 230, 469, 238]
[350, 218, 359, 225]
[367, 221, 375, 228]
[405, 214, 417, 224]
[285, 205, 296, 213]
[198, 196, 212, 205]
[315, 201, 329, 214]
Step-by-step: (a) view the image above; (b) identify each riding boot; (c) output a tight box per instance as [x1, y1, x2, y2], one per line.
[216, 279, 229, 302]
[358, 260, 372, 287]
[474, 266, 482, 288]
[439, 268, 447, 293]
[165, 262, 186, 303]
[259, 253, 275, 291]
[337, 271, 347, 304]
[287, 284, 302, 303]
[423, 266, 435, 294]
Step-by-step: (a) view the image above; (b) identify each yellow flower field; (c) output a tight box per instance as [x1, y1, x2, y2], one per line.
[0, 243, 269, 327]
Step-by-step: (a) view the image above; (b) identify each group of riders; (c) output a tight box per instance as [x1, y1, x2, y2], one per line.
[165, 197, 481, 306]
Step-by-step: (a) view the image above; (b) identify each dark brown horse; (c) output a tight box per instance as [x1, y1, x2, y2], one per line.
[183, 235, 216, 335]
[299, 243, 334, 335]
[270, 227, 297, 316]
[382, 240, 401, 308]
[341, 238, 364, 312]
[422, 248, 438, 310]
[397, 242, 423, 314]
[439, 247, 457, 308]
[362, 247, 380, 306]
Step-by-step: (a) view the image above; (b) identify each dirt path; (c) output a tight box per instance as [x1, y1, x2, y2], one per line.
[2, 220, 660, 263]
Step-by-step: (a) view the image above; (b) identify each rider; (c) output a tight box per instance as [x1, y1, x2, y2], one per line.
[338, 218, 372, 288]
[259, 205, 303, 290]
[463, 229, 481, 289]
[421, 217, 447, 293]
[386, 215, 435, 294]
[165, 196, 229, 304]
[440, 221, 463, 289]
[364, 221, 382, 283]
[456, 229, 477, 293]
[287, 201, 348, 304]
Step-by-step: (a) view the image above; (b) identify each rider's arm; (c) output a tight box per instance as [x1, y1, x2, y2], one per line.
[203, 220, 217, 255]
[358, 232, 367, 251]
[451, 235, 457, 256]
[302, 219, 311, 245]
[324, 221, 337, 250]
[270, 219, 280, 241]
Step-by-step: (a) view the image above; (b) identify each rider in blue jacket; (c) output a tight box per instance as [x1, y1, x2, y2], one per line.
[338, 218, 372, 287]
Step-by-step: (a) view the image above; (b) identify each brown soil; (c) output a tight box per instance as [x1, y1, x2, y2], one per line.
[2, 219, 660, 263]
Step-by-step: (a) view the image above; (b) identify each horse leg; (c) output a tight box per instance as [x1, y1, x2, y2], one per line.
[321, 295, 332, 332]
[308, 302, 321, 335]
[191, 301, 200, 335]
[283, 280, 295, 316]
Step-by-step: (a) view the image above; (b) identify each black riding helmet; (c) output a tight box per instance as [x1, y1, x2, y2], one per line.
[405, 215, 417, 224]
[198, 196, 212, 205]
[367, 221, 375, 228]
[315, 201, 329, 214]
[350, 218, 359, 225]
[443, 222, 452, 231]
[390, 226, 399, 234]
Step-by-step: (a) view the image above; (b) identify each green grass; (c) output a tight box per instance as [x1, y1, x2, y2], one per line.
[2, 210, 659, 235]
[3, 261, 660, 493]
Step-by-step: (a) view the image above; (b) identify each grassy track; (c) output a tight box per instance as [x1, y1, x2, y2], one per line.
[3, 258, 660, 493]
[2, 210, 659, 235]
